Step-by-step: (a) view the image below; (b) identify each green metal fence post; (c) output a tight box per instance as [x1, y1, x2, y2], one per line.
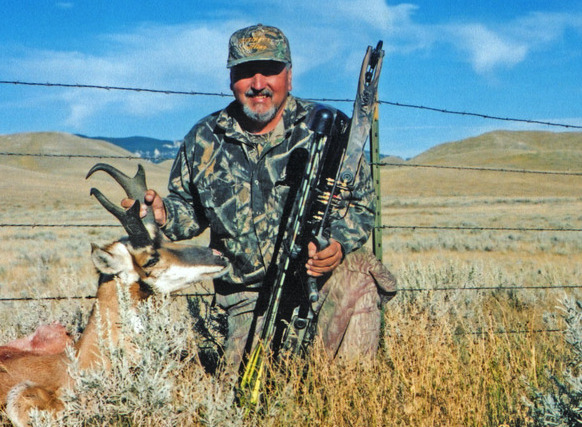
[369, 104, 383, 262]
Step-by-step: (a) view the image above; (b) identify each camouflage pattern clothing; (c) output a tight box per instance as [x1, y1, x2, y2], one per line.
[226, 24, 292, 68]
[218, 247, 396, 366]
[162, 95, 375, 287]
[161, 95, 392, 366]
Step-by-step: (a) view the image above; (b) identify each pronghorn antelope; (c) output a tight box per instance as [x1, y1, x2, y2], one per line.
[0, 163, 230, 426]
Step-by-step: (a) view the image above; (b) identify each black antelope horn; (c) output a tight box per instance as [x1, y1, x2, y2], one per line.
[85, 163, 154, 225]
[86, 164, 155, 248]
[89, 188, 153, 248]
[85, 163, 147, 199]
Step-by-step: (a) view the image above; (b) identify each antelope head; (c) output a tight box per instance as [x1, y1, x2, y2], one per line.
[86, 163, 230, 293]
[0, 164, 230, 427]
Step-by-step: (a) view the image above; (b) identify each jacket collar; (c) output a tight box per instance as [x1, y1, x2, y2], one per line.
[216, 95, 310, 142]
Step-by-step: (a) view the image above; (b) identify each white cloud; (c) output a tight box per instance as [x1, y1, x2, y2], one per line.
[0, 2, 423, 128]
[101, 22, 235, 86]
[335, 0, 418, 32]
[64, 98, 97, 127]
[0, 21, 245, 128]
[510, 12, 582, 44]
[2, 2, 581, 132]
[288, 4, 582, 76]
[442, 11, 582, 74]
[447, 24, 528, 73]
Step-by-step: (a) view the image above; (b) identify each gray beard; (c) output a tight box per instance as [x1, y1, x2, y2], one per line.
[242, 103, 277, 125]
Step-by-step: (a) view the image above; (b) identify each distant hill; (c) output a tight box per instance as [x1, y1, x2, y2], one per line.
[3, 130, 582, 205]
[381, 130, 582, 198]
[79, 135, 400, 164]
[77, 131, 582, 172]
[411, 130, 582, 171]
[85, 131, 581, 171]
[82, 136, 400, 165]
[0, 132, 172, 208]
[77, 135, 181, 163]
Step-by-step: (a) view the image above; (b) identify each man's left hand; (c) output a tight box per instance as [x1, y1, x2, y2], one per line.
[306, 238, 343, 277]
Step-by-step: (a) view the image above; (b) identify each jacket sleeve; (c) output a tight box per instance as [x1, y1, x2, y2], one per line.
[161, 135, 209, 241]
[328, 156, 375, 255]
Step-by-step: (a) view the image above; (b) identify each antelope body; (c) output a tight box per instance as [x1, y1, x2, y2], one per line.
[0, 164, 230, 426]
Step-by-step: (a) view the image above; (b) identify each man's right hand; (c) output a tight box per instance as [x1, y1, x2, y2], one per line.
[121, 189, 167, 226]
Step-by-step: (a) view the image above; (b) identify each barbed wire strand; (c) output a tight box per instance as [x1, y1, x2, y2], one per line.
[391, 328, 564, 336]
[0, 80, 232, 98]
[373, 162, 582, 176]
[0, 294, 566, 337]
[2, 79, 582, 130]
[0, 223, 118, 228]
[398, 284, 582, 292]
[3, 151, 582, 178]
[379, 225, 582, 232]
[377, 100, 582, 130]
[453, 328, 563, 336]
[0, 296, 566, 337]
[2, 223, 581, 233]
[2, 283, 581, 303]
[0, 152, 143, 160]
[0, 293, 213, 302]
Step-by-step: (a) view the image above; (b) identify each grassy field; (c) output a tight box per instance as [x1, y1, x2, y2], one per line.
[1, 131, 582, 425]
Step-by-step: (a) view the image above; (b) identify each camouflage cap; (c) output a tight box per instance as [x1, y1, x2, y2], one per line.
[227, 24, 291, 68]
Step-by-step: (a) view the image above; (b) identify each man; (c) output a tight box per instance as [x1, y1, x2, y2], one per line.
[127, 24, 395, 367]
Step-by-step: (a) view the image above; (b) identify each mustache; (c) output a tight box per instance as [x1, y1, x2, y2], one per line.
[245, 88, 273, 98]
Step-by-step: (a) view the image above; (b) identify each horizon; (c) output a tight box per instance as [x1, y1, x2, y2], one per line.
[5, 127, 581, 163]
[1, 1, 581, 158]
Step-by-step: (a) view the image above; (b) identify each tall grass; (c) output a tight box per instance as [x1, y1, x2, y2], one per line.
[2, 257, 574, 426]
[2, 193, 582, 425]
[23, 288, 244, 426]
[527, 295, 582, 426]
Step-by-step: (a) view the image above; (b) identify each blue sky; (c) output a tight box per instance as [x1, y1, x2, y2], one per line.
[1, 1, 581, 158]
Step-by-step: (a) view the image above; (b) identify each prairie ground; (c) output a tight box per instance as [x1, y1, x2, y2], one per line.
[1, 132, 582, 425]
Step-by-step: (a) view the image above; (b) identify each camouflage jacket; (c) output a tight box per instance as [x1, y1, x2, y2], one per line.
[162, 95, 375, 287]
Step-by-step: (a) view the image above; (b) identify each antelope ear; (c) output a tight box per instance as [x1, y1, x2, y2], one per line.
[91, 242, 133, 275]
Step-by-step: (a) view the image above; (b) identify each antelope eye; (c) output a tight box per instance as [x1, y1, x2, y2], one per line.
[143, 254, 160, 269]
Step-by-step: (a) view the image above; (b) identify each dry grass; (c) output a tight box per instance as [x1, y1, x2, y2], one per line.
[2, 131, 582, 425]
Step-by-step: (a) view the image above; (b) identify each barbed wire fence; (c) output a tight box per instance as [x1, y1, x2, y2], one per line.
[2, 79, 582, 130]
[1, 79, 582, 337]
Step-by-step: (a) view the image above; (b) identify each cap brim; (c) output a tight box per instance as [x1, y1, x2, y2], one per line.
[227, 57, 289, 68]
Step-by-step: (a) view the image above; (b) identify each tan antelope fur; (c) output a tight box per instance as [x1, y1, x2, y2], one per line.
[0, 164, 230, 426]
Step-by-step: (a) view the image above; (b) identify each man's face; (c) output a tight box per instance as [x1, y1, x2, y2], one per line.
[230, 61, 292, 130]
